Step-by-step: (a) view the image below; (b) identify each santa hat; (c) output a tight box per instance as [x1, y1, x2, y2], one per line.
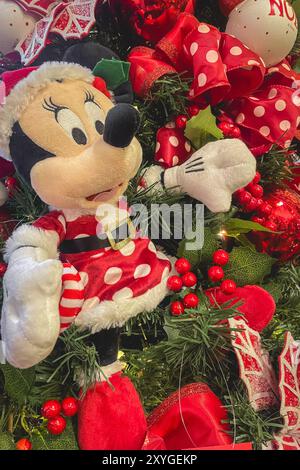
[0, 62, 110, 161]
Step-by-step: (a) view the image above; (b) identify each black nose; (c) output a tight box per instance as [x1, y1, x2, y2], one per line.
[103, 104, 140, 148]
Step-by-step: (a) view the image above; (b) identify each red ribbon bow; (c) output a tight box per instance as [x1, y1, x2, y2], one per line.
[128, 13, 300, 156]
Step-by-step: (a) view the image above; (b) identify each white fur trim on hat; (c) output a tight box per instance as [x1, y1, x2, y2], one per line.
[0, 62, 94, 160]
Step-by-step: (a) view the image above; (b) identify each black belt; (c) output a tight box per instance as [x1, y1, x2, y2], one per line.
[59, 221, 132, 254]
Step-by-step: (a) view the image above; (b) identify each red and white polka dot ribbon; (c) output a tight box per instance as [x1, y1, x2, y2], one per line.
[59, 262, 85, 333]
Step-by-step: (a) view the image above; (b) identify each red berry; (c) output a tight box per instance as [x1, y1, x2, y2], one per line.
[220, 279, 237, 295]
[47, 415, 66, 435]
[175, 258, 191, 274]
[41, 400, 61, 419]
[182, 272, 197, 287]
[219, 121, 234, 135]
[61, 397, 78, 417]
[170, 301, 185, 316]
[167, 275, 183, 292]
[259, 202, 273, 216]
[175, 114, 188, 129]
[208, 266, 224, 282]
[5, 176, 18, 196]
[16, 438, 32, 451]
[244, 197, 258, 212]
[0, 262, 7, 277]
[252, 171, 261, 184]
[239, 190, 252, 206]
[263, 221, 277, 232]
[256, 198, 263, 210]
[231, 126, 241, 138]
[187, 105, 200, 117]
[251, 216, 265, 225]
[183, 293, 199, 308]
[212, 249, 229, 266]
[249, 184, 264, 198]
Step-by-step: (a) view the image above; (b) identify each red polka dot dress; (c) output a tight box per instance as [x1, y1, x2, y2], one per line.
[33, 209, 172, 332]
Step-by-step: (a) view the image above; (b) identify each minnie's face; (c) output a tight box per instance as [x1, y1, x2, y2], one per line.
[17, 79, 142, 211]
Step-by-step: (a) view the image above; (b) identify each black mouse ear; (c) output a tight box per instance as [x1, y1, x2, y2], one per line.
[63, 42, 134, 104]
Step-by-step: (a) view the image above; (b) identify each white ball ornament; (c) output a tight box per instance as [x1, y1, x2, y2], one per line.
[0, 1, 37, 56]
[226, 0, 298, 67]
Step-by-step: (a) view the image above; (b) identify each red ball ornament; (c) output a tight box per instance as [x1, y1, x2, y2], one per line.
[220, 279, 237, 295]
[175, 258, 191, 274]
[183, 293, 199, 308]
[170, 301, 185, 316]
[167, 275, 183, 292]
[187, 105, 200, 117]
[182, 272, 197, 287]
[41, 400, 61, 420]
[47, 415, 66, 435]
[61, 397, 78, 417]
[16, 438, 32, 451]
[250, 188, 300, 261]
[175, 114, 188, 129]
[208, 266, 224, 282]
[0, 262, 7, 277]
[212, 249, 229, 266]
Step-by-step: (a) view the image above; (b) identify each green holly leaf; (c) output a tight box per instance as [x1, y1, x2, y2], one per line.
[31, 421, 78, 450]
[0, 364, 35, 405]
[184, 106, 223, 149]
[93, 59, 130, 90]
[223, 246, 276, 286]
[177, 226, 220, 267]
[0, 432, 15, 450]
[224, 218, 276, 237]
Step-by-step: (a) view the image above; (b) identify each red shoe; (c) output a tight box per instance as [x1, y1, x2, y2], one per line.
[78, 372, 147, 450]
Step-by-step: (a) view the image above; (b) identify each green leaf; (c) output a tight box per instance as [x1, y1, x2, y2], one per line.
[184, 106, 223, 149]
[0, 432, 15, 450]
[0, 364, 35, 405]
[177, 226, 220, 267]
[224, 218, 276, 237]
[31, 421, 78, 450]
[223, 247, 276, 286]
[93, 58, 130, 90]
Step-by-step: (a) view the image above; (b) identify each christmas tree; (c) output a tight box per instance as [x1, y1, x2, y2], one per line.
[0, 0, 300, 451]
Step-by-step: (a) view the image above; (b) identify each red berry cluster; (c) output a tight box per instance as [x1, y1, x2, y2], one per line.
[218, 120, 241, 139]
[175, 105, 201, 130]
[208, 250, 237, 295]
[41, 397, 79, 436]
[167, 258, 199, 316]
[234, 171, 268, 214]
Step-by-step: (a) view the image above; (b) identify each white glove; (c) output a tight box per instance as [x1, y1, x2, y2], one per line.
[1, 246, 63, 369]
[164, 139, 256, 213]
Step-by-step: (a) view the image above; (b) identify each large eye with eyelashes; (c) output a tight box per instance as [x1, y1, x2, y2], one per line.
[85, 99, 105, 136]
[56, 108, 88, 145]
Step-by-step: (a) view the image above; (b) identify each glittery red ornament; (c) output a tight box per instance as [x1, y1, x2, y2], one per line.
[183, 293, 199, 308]
[61, 397, 78, 417]
[250, 188, 300, 261]
[41, 400, 61, 420]
[208, 266, 224, 282]
[47, 415, 66, 435]
[212, 249, 229, 266]
[16, 438, 32, 450]
[170, 300, 185, 316]
[167, 275, 183, 292]
[182, 272, 197, 287]
[175, 258, 191, 274]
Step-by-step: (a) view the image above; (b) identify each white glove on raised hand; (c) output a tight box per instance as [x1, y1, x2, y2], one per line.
[1, 246, 62, 369]
[164, 139, 256, 213]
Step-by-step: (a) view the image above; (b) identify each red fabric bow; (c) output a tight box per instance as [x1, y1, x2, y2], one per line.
[128, 13, 300, 156]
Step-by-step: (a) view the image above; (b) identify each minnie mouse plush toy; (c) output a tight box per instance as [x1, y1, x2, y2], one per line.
[0, 44, 256, 449]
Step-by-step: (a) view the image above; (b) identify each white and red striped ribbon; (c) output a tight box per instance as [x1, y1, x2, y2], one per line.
[59, 262, 85, 333]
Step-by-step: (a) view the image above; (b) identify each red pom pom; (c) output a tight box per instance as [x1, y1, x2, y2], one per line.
[170, 301, 185, 316]
[182, 272, 197, 287]
[175, 258, 191, 274]
[16, 438, 32, 450]
[183, 293, 199, 308]
[41, 400, 61, 420]
[212, 249, 229, 266]
[249, 184, 264, 198]
[220, 279, 237, 295]
[208, 266, 224, 282]
[167, 275, 183, 292]
[61, 397, 79, 417]
[175, 114, 188, 129]
[47, 415, 66, 435]
[0, 262, 7, 277]
[187, 105, 200, 117]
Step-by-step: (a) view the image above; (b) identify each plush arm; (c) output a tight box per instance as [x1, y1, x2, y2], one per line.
[1, 221, 64, 369]
[142, 139, 256, 213]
